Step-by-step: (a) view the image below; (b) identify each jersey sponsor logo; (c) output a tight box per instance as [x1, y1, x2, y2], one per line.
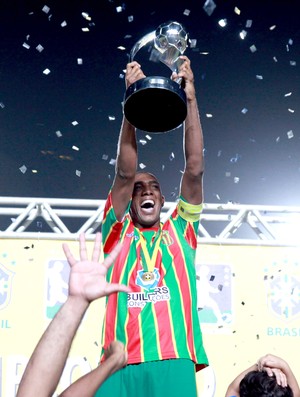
[127, 286, 171, 308]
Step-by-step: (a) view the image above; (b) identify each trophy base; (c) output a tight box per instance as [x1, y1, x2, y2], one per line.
[123, 76, 187, 133]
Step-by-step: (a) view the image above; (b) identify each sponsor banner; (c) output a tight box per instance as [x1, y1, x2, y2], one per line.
[1, 239, 300, 397]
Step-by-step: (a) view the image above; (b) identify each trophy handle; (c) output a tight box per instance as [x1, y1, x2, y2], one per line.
[129, 31, 156, 62]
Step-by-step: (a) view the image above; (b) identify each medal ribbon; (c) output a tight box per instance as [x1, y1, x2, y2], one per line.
[137, 228, 162, 272]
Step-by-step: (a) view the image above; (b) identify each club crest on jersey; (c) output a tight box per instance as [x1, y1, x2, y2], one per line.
[161, 230, 173, 246]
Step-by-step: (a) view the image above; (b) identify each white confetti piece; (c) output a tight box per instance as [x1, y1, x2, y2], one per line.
[206, 113, 213, 118]
[162, 165, 165, 171]
[72, 120, 79, 126]
[287, 130, 294, 139]
[42, 5, 50, 13]
[250, 44, 257, 53]
[36, 44, 44, 52]
[116, 6, 123, 13]
[43, 68, 51, 75]
[234, 7, 241, 15]
[76, 170, 81, 177]
[290, 60, 296, 66]
[256, 75, 263, 80]
[82, 27, 89, 32]
[225, 172, 231, 177]
[145, 134, 152, 140]
[139, 163, 146, 169]
[0, 102, 5, 109]
[269, 25, 276, 30]
[217, 150, 222, 157]
[288, 38, 293, 45]
[273, 56, 278, 62]
[139, 139, 147, 145]
[218, 19, 227, 27]
[32, 169, 38, 174]
[118, 46, 126, 51]
[239, 30, 247, 40]
[22, 42, 30, 49]
[108, 115, 115, 121]
[77, 58, 83, 65]
[288, 108, 295, 113]
[284, 92, 292, 97]
[61, 21, 67, 27]
[19, 165, 27, 174]
[241, 108, 248, 114]
[55, 130, 62, 137]
[276, 136, 280, 143]
[203, 0, 216, 16]
[102, 154, 108, 160]
[214, 193, 221, 200]
[109, 158, 116, 165]
[234, 177, 240, 184]
[72, 145, 79, 151]
[169, 152, 175, 161]
[82, 12, 91, 20]
[245, 20, 252, 28]
[189, 39, 197, 48]
[128, 15, 134, 22]
[183, 9, 190, 16]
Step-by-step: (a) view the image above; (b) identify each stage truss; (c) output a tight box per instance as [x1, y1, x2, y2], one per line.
[0, 196, 299, 246]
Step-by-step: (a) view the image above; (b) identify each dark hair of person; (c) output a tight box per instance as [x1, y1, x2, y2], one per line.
[240, 371, 293, 397]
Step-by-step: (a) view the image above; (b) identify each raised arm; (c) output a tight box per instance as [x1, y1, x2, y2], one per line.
[258, 354, 300, 397]
[17, 233, 129, 397]
[225, 363, 258, 397]
[173, 56, 204, 205]
[111, 61, 146, 220]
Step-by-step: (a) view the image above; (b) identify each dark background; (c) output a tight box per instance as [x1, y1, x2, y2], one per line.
[0, 0, 299, 206]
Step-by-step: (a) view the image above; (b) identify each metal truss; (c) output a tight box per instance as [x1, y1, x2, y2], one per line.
[0, 196, 299, 246]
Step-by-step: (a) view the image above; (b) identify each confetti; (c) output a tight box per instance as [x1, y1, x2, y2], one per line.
[116, 6, 123, 13]
[82, 27, 90, 32]
[55, 130, 62, 137]
[81, 12, 91, 21]
[249, 45, 257, 53]
[36, 44, 44, 52]
[102, 154, 108, 160]
[139, 163, 146, 169]
[108, 116, 115, 121]
[288, 108, 295, 113]
[234, 7, 241, 15]
[256, 75, 263, 80]
[206, 113, 213, 118]
[169, 152, 175, 161]
[239, 30, 247, 39]
[72, 120, 79, 126]
[269, 25, 276, 30]
[290, 60, 296, 66]
[118, 46, 126, 51]
[189, 39, 197, 48]
[241, 108, 248, 114]
[76, 170, 81, 177]
[273, 56, 278, 62]
[61, 21, 67, 27]
[22, 42, 30, 49]
[218, 19, 227, 27]
[42, 5, 50, 14]
[234, 177, 240, 184]
[0, 102, 5, 109]
[43, 68, 51, 75]
[19, 165, 27, 174]
[203, 0, 216, 16]
[287, 130, 294, 139]
[139, 139, 147, 145]
[77, 58, 83, 65]
[128, 15, 134, 22]
[72, 145, 79, 151]
[183, 9, 191, 16]
[245, 20, 252, 28]
[109, 158, 116, 166]
[145, 135, 152, 141]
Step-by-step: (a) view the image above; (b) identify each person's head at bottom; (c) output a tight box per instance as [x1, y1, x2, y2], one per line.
[240, 371, 293, 397]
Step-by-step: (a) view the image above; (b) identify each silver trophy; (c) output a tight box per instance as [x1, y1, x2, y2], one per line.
[123, 21, 189, 133]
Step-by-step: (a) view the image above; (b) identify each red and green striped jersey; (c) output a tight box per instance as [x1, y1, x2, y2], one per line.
[101, 192, 208, 370]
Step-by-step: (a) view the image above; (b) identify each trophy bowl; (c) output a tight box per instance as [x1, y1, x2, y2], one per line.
[123, 21, 189, 133]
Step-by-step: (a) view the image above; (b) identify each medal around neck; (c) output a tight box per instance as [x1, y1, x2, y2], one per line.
[123, 21, 189, 133]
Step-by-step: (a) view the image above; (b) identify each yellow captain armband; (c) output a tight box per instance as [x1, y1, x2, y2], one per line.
[178, 198, 203, 222]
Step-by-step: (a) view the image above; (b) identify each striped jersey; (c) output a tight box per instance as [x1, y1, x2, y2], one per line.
[101, 191, 208, 370]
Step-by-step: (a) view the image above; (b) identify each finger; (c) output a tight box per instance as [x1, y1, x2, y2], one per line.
[79, 233, 88, 261]
[62, 243, 76, 267]
[102, 242, 123, 270]
[104, 282, 130, 295]
[92, 232, 102, 262]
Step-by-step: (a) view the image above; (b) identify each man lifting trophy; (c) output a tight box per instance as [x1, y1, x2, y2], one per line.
[123, 21, 189, 133]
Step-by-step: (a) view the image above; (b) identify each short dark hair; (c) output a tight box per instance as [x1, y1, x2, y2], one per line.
[240, 371, 293, 397]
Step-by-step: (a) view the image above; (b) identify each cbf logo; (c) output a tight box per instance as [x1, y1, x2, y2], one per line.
[264, 258, 300, 321]
[46, 259, 69, 319]
[0, 262, 15, 310]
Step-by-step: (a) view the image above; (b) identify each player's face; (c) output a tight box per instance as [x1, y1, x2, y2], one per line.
[130, 173, 165, 228]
